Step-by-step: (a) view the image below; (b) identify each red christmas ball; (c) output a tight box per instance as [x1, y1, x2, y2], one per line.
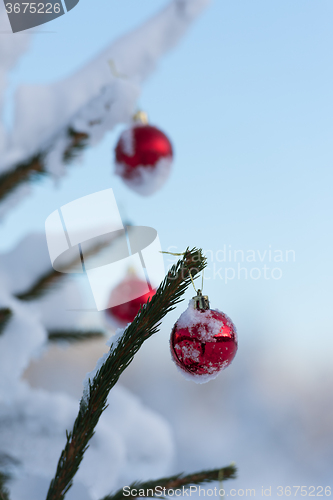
[115, 124, 173, 196]
[170, 294, 237, 383]
[106, 276, 155, 327]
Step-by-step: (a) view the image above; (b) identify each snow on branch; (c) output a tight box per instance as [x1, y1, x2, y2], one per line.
[0, 3, 31, 155]
[0, 298, 47, 394]
[0, 0, 209, 214]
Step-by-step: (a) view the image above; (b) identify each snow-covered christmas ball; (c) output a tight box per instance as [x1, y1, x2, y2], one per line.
[114, 123, 173, 196]
[170, 292, 237, 384]
[105, 276, 155, 327]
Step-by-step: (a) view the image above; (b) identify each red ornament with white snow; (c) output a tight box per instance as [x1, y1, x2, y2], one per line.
[114, 112, 173, 196]
[170, 290, 237, 383]
[106, 275, 155, 327]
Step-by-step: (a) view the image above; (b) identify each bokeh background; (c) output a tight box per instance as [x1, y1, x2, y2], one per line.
[1, 0, 333, 497]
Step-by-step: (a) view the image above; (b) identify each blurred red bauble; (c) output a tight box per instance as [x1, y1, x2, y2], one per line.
[106, 276, 155, 327]
[114, 120, 173, 196]
[170, 291, 237, 383]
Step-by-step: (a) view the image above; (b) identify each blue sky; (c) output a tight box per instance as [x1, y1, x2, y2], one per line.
[1, 0, 333, 363]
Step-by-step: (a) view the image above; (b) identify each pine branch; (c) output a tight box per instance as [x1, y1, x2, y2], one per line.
[0, 128, 88, 204]
[0, 308, 12, 335]
[16, 232, 123, 302]
[0, 153, 45, 203]
[63, 128, 89, 163]
[0, 472, 10, 500]
[46, 248, 206, 500]
[15, 268, 63, 301]
[48, 330, 104, 343]
[102, 465, 237, 500]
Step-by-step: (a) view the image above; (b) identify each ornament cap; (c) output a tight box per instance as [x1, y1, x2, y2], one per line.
[133, 110, 149, 124]
[192, 289, 210, 311]
[126, 266, 137, 277]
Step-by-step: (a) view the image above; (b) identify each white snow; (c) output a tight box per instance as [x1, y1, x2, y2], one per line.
[106, 326, 127, 348]
[80, 385, 174, 498]
[176, 298, 224, 341]
[82, 327, 125, 404]
[0, 183, 32, 221]
[0, 382, 174, 500]
[0, 234, 57, 295]
[36, 279, 84, 331]
[10, 475, 93, 500]
[115, 156, 172, 196]
[45, 133, 72, 179]
[0, 3, 31, 154]
[118, 127, 135, 156]
[82, 351, 110, 405]
[0, 295, 46, 397]
[172, 359, 221, 384]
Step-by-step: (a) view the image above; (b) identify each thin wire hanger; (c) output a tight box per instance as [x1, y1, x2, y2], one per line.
[160, 250, 205, 294]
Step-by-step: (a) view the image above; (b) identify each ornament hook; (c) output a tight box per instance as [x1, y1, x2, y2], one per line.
[188, 268, 209, 310]
[161, 250, 207, 309]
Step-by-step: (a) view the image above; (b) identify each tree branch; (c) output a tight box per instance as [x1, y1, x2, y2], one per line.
[48, 330, 104, 343]
[0, 472, 10, 500]
[46, 248, 207, 500]
[0, 308, 12, 336]
[15, 268, 63, 302]
[16, 231, 126, 302]
[102, 465, 237, 500]
[0, 128, 88, 204]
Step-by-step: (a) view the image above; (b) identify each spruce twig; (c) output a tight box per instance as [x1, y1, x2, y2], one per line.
[15, 268, 63, 301]
[48, 330, 104, 343]
[102, 465, 237, 500]
[63, 128, 89, 163]
[46, 248, 206, 500]
[0, 472, 10, 500]
[0, 308, 12, 335]
[0, 128, 88, 205]
[16, 232, 124, 302]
